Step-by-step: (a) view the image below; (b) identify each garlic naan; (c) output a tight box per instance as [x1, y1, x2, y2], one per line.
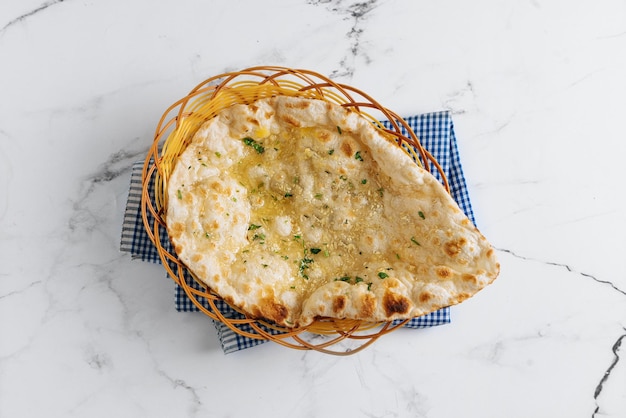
[166, 96, 499, 327]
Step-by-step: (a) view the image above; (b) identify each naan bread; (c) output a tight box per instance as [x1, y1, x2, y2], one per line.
[166, 96, 499, 328]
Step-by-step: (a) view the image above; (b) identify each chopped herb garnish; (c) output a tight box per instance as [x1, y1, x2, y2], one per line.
[253, 233, 265, 242]
[293, 234, 302, 240]
[284, 192, 293, 197]
[340, 175, 348, 181]
[242, 137, 265, 154]
[282, 255, 289, 260]
[411, 236, 421, 246]
[337, 126, 342, 134]
[328, 149, 335, 155]
[204, 232, 210, 239]
[298, 257, 313, 279]
[355, 277, 364, 283]
[310, 248, 322, 254]
[367, 282, 373, 291]
[396, 253, 401, 259]
[232, 197, 237, 202]
[248, 224, 262, 230]
[324, 249, 330, 257]
[361, 179, 367, 184]
[314, 193, 323, 199]
[177, 189, 182, 199]
[339, 276, 351, 282]
[418, 211, 426, 219]
[262, 264, 268, 268]
[215, 151, 222, 157]
[377, 187, 384, 197]
[290, 286, 296, 289]
[378, 272, 389, 279]
[355, 151, 363, 161]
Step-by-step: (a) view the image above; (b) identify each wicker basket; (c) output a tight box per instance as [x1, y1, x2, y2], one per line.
[141, 66, 449, 355]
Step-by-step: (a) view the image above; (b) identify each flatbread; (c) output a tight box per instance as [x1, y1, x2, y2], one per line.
[166, 96, 499, 328]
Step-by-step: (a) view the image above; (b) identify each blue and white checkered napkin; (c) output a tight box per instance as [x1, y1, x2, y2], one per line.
[120, 111, 474, 354]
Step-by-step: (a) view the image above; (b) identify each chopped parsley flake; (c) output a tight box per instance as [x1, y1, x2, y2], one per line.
[418, 211, 426, 219]
[284, 192, 293, 197]
[411, 236, 421, 246]
[328, 149, 335, 155]
[242, 137, 265, 154]
[176, 189, 182, 199]
[215, 151, 222, 157]
[299, 257, 313, 279]
[361, 179, 367, 184]
[378, 272, 389, 279]
[355, 151, 363, 161]
[248, 224, 262, 230]
[355, 277, 364, 283]
[310, 248, 321, 254]
[337, 126, 342, 134]
[314, 193, 323, 199]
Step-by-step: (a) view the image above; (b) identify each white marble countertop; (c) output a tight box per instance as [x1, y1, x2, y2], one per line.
[1, 1, 625, 417]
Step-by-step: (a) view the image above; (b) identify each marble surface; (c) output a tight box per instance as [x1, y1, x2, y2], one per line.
[1, 0, 625, 416]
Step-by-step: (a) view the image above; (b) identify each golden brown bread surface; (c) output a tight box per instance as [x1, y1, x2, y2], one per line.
[166, 96, 499, 327]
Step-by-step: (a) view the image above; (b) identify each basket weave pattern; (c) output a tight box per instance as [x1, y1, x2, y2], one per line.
[141, 66, 449, 355]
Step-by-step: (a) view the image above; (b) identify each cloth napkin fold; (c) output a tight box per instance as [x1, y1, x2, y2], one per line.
[120, 111, 473, 354]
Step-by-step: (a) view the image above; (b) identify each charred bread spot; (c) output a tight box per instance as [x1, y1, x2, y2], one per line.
[170, 222, 184, 239]
[246, 117, 260, 126]
[317, 130, 332, 143]
[282, 114, 301, 127]
[435, 266, 452, 280]
[259, 298, 288, 324]
[462, 273, 478, 284]
[455, 293, 471, 302]
[383, 291, 411, 316]
[359, 293, 376, 317]
[210, 181, 224, 192]
[332, 295, 346, 313]
[444, 237, 467, 257]
[340, 140, 354, 157]
[285, 99, 310, 109]
[191, 253, 202, 263]
[419, 291, 433, 303]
